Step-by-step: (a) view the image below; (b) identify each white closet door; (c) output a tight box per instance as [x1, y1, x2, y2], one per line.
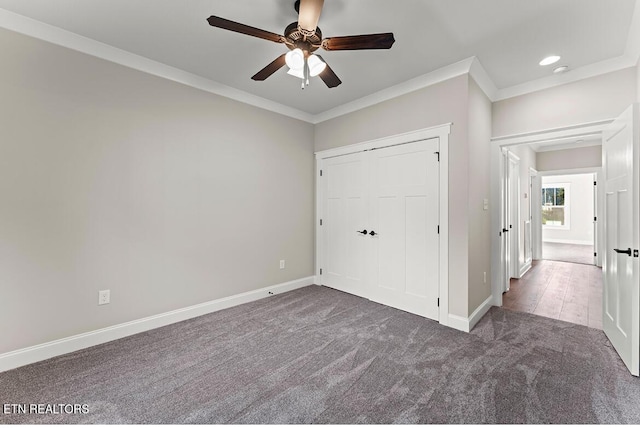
[368, 139, 440, 320]
[322, 152, 369, 298]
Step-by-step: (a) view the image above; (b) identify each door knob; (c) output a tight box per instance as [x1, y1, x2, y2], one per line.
[613, 248, 632, 256]
[357, 230, 368, 235]
[369, 230, 378, 236]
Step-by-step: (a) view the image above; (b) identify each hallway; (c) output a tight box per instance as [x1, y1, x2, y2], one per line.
[503, 259, 603, 329]
[542, 242, 594, 265]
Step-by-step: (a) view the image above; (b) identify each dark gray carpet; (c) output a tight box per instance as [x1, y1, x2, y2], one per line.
[1, 285, 640, 424]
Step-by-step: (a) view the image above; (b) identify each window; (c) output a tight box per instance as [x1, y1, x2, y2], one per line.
[542, 184, 570, 229]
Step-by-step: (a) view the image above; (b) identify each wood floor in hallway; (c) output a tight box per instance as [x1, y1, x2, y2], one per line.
[503, 259, 603, 330]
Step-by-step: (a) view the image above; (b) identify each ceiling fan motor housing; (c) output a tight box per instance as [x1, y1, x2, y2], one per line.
[284, 22, 322, 55]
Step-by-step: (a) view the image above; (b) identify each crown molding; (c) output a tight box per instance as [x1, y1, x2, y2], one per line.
[494, 0, 640, 102]
[494, 54, 638, 102]
[0, 8, 315, 123]
[624, 0, 640, 63]
[311, 57, 476, 123]
[1, 4, 638, 122]
[469, 57, 498, 101]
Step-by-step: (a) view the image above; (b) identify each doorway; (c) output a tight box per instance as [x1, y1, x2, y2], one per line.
[500, 148, 603, 330]
[540, 172, 597, 265]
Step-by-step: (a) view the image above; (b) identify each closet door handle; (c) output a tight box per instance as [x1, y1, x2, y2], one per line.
[613, 248, 632, 256]
[369, 230, 378, 236]
[357, 230, 368, 235]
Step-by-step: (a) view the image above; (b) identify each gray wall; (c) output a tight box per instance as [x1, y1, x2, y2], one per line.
[315, 75, 493, 319]
[536, 146, 602, 171]
[637, 60, 640, 102]
[0, 29, 315, 354]
[467, 77, 492, 314]
[493, 67, 637, 137]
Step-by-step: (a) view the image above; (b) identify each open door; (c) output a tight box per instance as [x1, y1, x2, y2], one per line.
[602, 104, 640, 376]
[593, 174, 598, 266]
[501, 149, 510, 292]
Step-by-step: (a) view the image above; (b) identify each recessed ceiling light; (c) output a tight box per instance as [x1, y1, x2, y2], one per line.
[553, 65, 569, 73]
[539, 55, 561, 66]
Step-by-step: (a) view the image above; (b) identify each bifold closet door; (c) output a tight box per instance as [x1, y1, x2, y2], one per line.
[322, 151, 369, 298]
[368, 139, 439, 320]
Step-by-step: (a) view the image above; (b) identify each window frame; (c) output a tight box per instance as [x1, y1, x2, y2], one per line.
[541, 182, 571, 230]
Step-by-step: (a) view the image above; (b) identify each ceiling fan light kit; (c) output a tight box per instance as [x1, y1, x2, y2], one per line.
[206, 0, 395, 89]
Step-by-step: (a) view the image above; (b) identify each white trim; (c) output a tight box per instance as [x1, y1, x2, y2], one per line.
[437, 127, 451, 327]
[538, 167, 603, 176]
[491, 121, 607, 308]
[0, 276, 313, 373]
[492, 119, 614, 146]
[494, 55, 638, 102]
[469, 57, 498, 101]
[468, 296, 494, 332]
[519, 260, 532, 278]
[542, 238, 594, 246]
[533, 139, 602, 153]
[313, 58, 475, 124]
[538, 167, 603, 267]
[1, 5, 639, 122]
[314, 124, 452, 158]
[624, 0, 640, 64]
[315, 124, 451, 329]
[446, 295, 493, 333]
[447, 314, 469, 332]
[0, 9, 314, 123]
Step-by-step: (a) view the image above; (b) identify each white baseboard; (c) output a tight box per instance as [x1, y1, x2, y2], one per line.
[468, 296, 494, 331]
[447, 295, 494, 333]
[518, 260, 532, 278]
[542, 238, 593, 245]
[0, 276, 314, 373]
[447, 314, 470, 332]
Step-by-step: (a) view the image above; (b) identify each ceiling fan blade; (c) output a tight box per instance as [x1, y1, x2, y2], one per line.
[207, 16, 284, 43]
[298, 0, 324, 33]
[322, 33, 395, 51]
[251, 54, 287, 81]
[316, 57, 341, 88]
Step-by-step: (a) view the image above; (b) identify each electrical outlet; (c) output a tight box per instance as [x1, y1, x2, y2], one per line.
[98, 290, 110, 305]
[279, 260, 285, 269]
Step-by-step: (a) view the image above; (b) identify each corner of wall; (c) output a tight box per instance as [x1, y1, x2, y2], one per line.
[466, 75, 493, 317]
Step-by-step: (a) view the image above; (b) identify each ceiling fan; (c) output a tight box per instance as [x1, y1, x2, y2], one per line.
[206, 0, 395, 89]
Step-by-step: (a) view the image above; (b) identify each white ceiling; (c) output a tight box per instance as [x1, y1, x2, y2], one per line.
[0, 0, 638, 118]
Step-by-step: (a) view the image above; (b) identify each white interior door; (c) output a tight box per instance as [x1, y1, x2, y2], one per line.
[508, 153, 520, 278]
[593, 173, 598, 266]
[501, 149, 510, 292]
[321, 139, 440, 321]
[603, 104, 640, 376]
[368, 139, 440, 320]
[322, 152, 369, 298]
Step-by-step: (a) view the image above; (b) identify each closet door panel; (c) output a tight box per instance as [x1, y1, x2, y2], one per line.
[322, 152, 368, 298]
[369, 139, 440, 320]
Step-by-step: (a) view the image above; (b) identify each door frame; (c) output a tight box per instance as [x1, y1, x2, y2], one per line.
[490, 119, 613, 306]
[529, 167, 539, 265]
[536, 168, 603, 267]
[315, 124, 451, 325]
[507, 150, 521, 281]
